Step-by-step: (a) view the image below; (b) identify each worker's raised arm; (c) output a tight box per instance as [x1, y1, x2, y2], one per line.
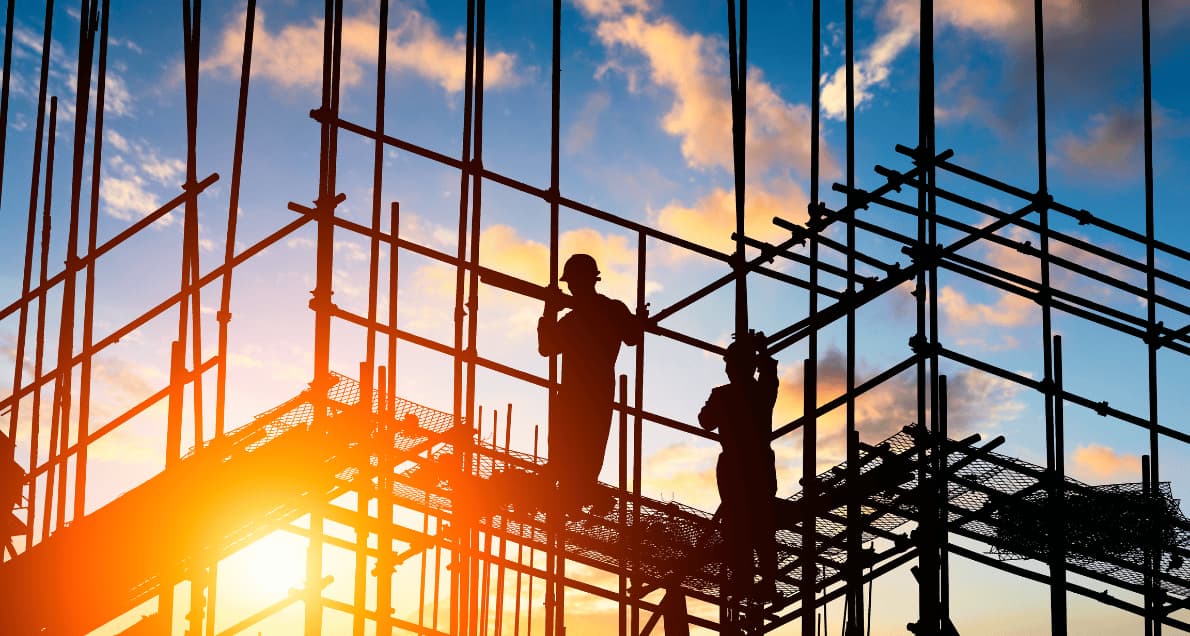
[758, 352, 779, 410]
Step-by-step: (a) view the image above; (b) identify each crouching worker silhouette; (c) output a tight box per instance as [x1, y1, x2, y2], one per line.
[538, 254, 642, 514]
[699, 332, 779, 602]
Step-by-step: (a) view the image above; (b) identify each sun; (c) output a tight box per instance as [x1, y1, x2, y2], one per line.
[219, 530, 308, 604]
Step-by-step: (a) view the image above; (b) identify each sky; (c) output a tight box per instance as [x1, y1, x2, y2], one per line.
[2, 0, 1190, 633]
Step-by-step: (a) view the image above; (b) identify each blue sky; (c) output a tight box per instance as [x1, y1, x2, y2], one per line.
[2, 0, 1190, 633]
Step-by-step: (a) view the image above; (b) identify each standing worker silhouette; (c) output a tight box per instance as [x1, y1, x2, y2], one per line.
[699, 332, 779, 601]
[538, 254, 642, 513]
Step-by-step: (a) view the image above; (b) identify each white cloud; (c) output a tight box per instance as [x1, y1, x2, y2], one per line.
[575, 0, 831, 261]
[101, 176, 162, 222]
[820, 0, 919, 119]
[583, 2, 832, 177]
[653, 180, 808, 259]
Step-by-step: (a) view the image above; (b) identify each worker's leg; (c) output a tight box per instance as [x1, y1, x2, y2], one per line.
[717, 458, 751, 598]
[752, 458, 779, 600]
[547, 394, 583, 511]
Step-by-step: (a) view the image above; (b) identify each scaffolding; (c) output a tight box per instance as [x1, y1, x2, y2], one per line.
[1, 0, 1189, 634]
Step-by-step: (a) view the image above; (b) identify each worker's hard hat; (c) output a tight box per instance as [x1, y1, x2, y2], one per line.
[725, 331, 765, 364]
[560, 254, 601, 282]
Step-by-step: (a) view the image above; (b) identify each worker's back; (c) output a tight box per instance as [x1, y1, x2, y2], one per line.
[543, 292, 637, 399]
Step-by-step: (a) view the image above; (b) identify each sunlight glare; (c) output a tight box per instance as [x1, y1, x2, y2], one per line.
[220, 530, 307, 603]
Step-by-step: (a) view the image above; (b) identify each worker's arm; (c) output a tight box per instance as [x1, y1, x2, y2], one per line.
[618, 300, 644, 347]
[698, 386, 726, 432]
[538, 313, 560, 357]
[758, 353, 779, 410]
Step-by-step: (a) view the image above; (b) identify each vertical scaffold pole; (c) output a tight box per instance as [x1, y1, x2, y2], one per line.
[916, 0, 942, 630]
[176, 0, 209, 628]
[725, 0, 748, 338]
[4, 0, 33, 451]
[215, 0, 257, 441]
[1029, 0, 1064, 632]
[308, 0, 345, 632]
[0, 0, 13, 204]
[29, 96, 57, 546]
[726, 0, 748, 625]
[843, 0, 863, 632]
[451, 0, 478, 631]
[180, 0, 206, 462]
[1140, 2, 1163, 633]
[545, 0, 563, 634]
[465, 3, 490, 633]
[75, 0, 110, 524]
[801, 0, 821, 632]
[49, 0, 97, 536]
[632, 231, 647, 635]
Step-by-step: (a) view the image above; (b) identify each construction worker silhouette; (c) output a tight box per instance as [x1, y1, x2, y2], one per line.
[538, 254, 641, 512]
[1, 432, 26, 555]
[699, 331, 778, 601]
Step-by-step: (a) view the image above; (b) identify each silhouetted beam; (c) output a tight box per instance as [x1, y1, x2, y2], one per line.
[317, 111, 728, 264]
[834, 191, 1190, 347]
[772, 353, 919, 439]
[286, 199, 735, 364]
[930, 470, 1190, 597]
[211, 588, 306, 636]
[854, 185, 1190, 325]
[0, 211, 308, 415]
[905, 147, 1190, 266]
[306, 496, 725, 631]
[0, 172, 220, 324]
[771, 217, 900, 276]
[327, 303, 721, 441]
[948, 543, 1190, 633]
[937, 346, 1190, 447]
[884, 161, 1190, 295]
[21, 356, 218, 484]
[646, 154, 950, 326]
[733, 234, 855, 295]
[765, 197, 1040, 353]
[0, 423, 363, 634]
[766, 546, 919, 630]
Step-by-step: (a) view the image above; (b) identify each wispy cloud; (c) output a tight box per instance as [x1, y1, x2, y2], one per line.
[1057, 110, 1146, 176]
[822, 0, 1190, 129]
[653, 180, 807, 258]
[9, 23, 135, 121]
[99, 130, 187, 224]
[938, 284, 1035, 330]
[582, 0, 832, 177]
[565, 90, 611, 155]
[575, 0, 834, 261]
[938, 224, 1138, 351]
[204, 8, 520, 94]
